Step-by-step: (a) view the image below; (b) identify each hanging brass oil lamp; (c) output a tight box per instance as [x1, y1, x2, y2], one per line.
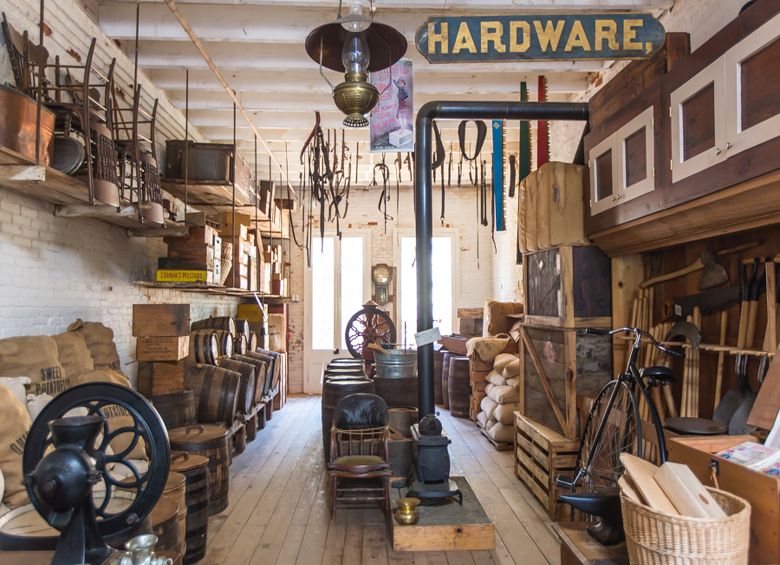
[305, 0, 407, 127]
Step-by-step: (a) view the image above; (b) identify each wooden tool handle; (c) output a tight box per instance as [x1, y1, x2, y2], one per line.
[640, 258, 704, 289]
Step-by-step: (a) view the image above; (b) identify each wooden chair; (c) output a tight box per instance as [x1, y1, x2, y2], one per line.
[2, 13, 120, 205]
[327, 393, 392, 516]
[110, 83, 164, 225]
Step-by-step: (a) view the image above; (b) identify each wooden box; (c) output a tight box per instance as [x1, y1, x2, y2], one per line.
[132, 304, 190, 337]
[524, 245, 612, 328]
[137, 361, 186, 396]
[519, 324, 612, 439]
[390, 476, 494, 551]
[514, 413, 579, 520]
[137, 336, 190, 362]
[668, 435, 780, 564]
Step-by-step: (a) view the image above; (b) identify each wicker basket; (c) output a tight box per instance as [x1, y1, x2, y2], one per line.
[621, 487, 751, 564]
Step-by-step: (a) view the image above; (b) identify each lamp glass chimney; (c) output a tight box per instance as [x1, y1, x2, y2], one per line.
[342, 32, 370, 75]
[341, 0, 371, 32]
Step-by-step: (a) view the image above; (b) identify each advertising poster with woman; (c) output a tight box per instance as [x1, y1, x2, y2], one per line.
[369, 59, 413, 153]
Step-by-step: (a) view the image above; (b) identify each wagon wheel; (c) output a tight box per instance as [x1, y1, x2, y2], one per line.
[345, 303, 397, 361]
[13, 383, 170, 550]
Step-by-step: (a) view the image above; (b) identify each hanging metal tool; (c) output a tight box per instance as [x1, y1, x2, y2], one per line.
[537, 76, 550, 168]
[372, 154, 392, 233]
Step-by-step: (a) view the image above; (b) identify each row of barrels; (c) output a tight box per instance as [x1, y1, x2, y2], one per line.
[189, 329, 256, 365]
[434, 349, 470, 418]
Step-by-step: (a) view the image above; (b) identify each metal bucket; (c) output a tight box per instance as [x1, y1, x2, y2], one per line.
[374, 348, 417, 379]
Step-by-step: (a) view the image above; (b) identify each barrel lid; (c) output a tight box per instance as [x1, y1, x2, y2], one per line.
[170, 450, 209, 472]
[164, 471, 187, 493]
[326, 379, 373, 386]
[149, 495, 179, 524]
[168, 424, 229, 444]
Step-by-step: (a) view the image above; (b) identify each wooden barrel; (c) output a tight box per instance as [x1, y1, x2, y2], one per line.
[236, 319, 250, 341]
[185, 365, 240, 426]
[218, 358, 257, 415]
[329, 358, 363, 367]
[324, 367, 364, 376]
[448, 355, 470, 418]
[190, 330, 219, 365]
[257, 402, 267, 430]
[241, 351, 275, 397]
[162, 471, 187, 561]
[249, 332, 258, 353]
[170, 451, 210, 564]
[321, 379, 375, 460]
[441, 352, 453, 409]
[388, 437, 414, 478]
[233, 354, 267, 404]
[151, 390, 196, 430]
[213, 330, 234, 358]
[433, 349, 444, 405]
[233, 334, 248, 356]
[150, 496, 181, 562]
[374, 375, 417, 408]
[169, 425, 230, 516]
[324, 375, 371, 383]
[233, 421, 247, 455]
[388, 407, 418, 437]
[257, 348, 282, 392]
[191, 316, 236, 337]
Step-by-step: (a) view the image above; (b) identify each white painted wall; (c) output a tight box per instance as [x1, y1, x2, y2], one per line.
[0, 189, 240, 384]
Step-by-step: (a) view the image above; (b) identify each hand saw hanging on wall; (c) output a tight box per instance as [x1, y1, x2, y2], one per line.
[491, 120, 506, 232]
[537, 75, 550, 167]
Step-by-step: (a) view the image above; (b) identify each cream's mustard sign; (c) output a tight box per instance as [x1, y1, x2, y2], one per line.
[416, 14, 665, 62]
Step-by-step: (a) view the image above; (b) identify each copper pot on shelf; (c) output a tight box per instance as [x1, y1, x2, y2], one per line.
[0, 84, 55, 164]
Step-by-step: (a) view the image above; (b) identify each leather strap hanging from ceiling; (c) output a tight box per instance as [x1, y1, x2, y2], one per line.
[431, 121, 446, 225]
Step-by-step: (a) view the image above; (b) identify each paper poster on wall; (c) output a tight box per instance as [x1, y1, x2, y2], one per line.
[369, 59, 413, 153]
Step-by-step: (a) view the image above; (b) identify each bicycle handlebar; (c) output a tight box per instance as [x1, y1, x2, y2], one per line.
[583, 326, 684, 359]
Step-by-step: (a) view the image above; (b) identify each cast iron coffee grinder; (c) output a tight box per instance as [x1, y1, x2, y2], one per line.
[407, 414, 462, 505]
[0, 383, 170, 564]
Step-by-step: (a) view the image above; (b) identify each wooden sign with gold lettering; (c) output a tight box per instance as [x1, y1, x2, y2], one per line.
[415, 14, 665, 62]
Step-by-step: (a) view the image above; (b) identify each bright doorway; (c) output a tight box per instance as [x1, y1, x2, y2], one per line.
[398, 235, 455, 347]
[303, 234, 370, 393]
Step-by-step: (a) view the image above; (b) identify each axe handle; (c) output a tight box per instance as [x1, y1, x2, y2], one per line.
[764, 265, 777, 352]
[714, 310, 728, 413]
[640, 258, 704, 289]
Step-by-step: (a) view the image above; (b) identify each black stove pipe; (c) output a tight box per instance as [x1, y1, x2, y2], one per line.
[414, 101, 590, 420]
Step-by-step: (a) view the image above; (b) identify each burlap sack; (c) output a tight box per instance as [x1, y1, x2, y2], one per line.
[476, 411, 490, 430]
[493, 403, 519, 425]
[67, 319, 121, 371]
[52, 332, 94, 379]
[488, 384, 519, 405]
[70, 369, 131, 388]
[102, 404, 147, 460]
[486, 371, 506, 387]
[483, 300, 523, 336]
[480, 396, 498, 419]
[487, 422, 513, 444]
[493, 353, 518, 374]
[0, 336, 68, 396]
[26, 394, 53, 422]
[0, 377, 30, 405]
[502, 358, 521, 379]
[0, 385, 32, 508]
[466, 335, 512, 363]
[506, 377, 520, 390]
[484, 383, 496, 395]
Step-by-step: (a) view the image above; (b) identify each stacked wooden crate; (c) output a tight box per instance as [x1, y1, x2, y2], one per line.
[469, 356, 492, 421]
[134, 305, 192, 431]
[514, 412, 579, 520]
[220, 212, 255, 290]
[517, 162, 613, 441]
[159, 225, 222, 285]
[457, 308, 483, 338]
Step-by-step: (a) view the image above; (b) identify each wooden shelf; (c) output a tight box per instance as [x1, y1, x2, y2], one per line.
[162, 178, 272, 220]
[134, 280, 291, 301]
[0, 146, 187, 237]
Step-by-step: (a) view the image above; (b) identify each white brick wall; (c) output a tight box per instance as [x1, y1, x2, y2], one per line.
[0, 189, 240, 385]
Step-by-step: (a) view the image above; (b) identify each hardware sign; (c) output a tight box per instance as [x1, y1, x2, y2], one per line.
[416, 14, 665, 62]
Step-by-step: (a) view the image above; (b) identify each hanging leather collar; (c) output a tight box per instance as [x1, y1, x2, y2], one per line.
[458, 120, 487, 162]
[432, 120, 446, 170]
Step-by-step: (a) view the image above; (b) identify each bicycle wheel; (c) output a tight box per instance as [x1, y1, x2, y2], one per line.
[576, 379, 641, 492]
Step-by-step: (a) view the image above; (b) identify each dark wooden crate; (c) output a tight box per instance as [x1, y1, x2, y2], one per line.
[519, 324, 612, 439]
[524, 245, 611, 328]
[132, 304, 191, 337]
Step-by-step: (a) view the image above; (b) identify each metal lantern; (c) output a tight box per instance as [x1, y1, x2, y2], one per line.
[305, 0, 407, 127]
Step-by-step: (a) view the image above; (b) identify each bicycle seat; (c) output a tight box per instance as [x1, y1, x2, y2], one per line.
[640, 366, 676, 385]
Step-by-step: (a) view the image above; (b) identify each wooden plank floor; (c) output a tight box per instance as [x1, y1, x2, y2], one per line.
[202, 395, 561, 565]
